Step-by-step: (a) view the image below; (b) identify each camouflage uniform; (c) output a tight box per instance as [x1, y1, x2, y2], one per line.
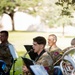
[48, 47, 63, 66]
[0, 42, 13, 72]
[36, 51, 53, 75]
[23, 50, 53, 75]
[63, 45, 75, 53]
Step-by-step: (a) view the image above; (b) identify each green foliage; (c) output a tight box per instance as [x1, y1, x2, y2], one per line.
[56, 0, 75, 16]
[58, 0, 75, 4]
[0, 0, 16, 15]
[54, 0, 75, 30]
[18, 0, 43, 15]
[0, 0, 43, 16]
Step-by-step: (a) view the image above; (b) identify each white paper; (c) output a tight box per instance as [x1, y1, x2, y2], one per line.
[30, 65, 49, 75]
[8, 44, 18, 59]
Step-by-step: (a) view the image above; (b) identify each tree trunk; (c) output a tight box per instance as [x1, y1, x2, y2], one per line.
[62, 24, 65, 37]
[9, 12, 15, 31]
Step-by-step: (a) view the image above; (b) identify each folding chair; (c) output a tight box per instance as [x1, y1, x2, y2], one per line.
[0, 60, 6, 75]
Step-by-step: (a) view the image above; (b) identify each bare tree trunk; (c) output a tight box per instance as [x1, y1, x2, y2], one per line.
[9, 12, 15, 31]
[62, 24, 65, 37]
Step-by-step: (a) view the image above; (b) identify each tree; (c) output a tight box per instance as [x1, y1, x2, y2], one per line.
[55, 0, 75, 36]
[0, 0, 43, 31]
[0, 0, 17, 30]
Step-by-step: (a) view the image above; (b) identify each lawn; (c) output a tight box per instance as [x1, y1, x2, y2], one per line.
[9, 31, 74, 75]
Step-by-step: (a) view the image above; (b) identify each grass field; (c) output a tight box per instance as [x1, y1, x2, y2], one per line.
[9, 31, 74, 75]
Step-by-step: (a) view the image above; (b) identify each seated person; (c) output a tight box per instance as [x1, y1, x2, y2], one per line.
[0, 30, 18, 75]
[47, 34, 63, 65]
[63, 38, 75, 52]
[22, 36, 53, 75]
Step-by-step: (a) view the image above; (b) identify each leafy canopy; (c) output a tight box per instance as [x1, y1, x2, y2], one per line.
[0, 0, 16, 15]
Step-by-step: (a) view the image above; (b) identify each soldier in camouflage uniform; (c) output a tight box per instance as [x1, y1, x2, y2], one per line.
[22, 36, 53, 75]
[47, 34, 63, 66]
[0, 30, 18, 75]
[63, 38, 75, 53]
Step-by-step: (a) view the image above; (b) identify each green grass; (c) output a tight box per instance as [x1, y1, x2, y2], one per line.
[8, 31, 74, 75]
[10, 52, 23, 75]
[10, 51, 31, 75]
[10, 57, 22, 75]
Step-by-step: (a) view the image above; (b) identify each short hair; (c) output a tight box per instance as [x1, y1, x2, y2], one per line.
[49, 34, 57, 41]
[71, 38, 75, 45]
[33, 36, 46, 46]
[0, 30, 8, 37]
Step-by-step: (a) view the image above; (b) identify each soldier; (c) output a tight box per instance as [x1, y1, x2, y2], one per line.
[63, 38, 75, 52]
[0, 30, 18, 75]
[47, 34, 63, 66]
[22, 36, 53, 75]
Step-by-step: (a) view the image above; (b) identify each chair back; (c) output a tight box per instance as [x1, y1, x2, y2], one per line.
[0, 60, 6, 75]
